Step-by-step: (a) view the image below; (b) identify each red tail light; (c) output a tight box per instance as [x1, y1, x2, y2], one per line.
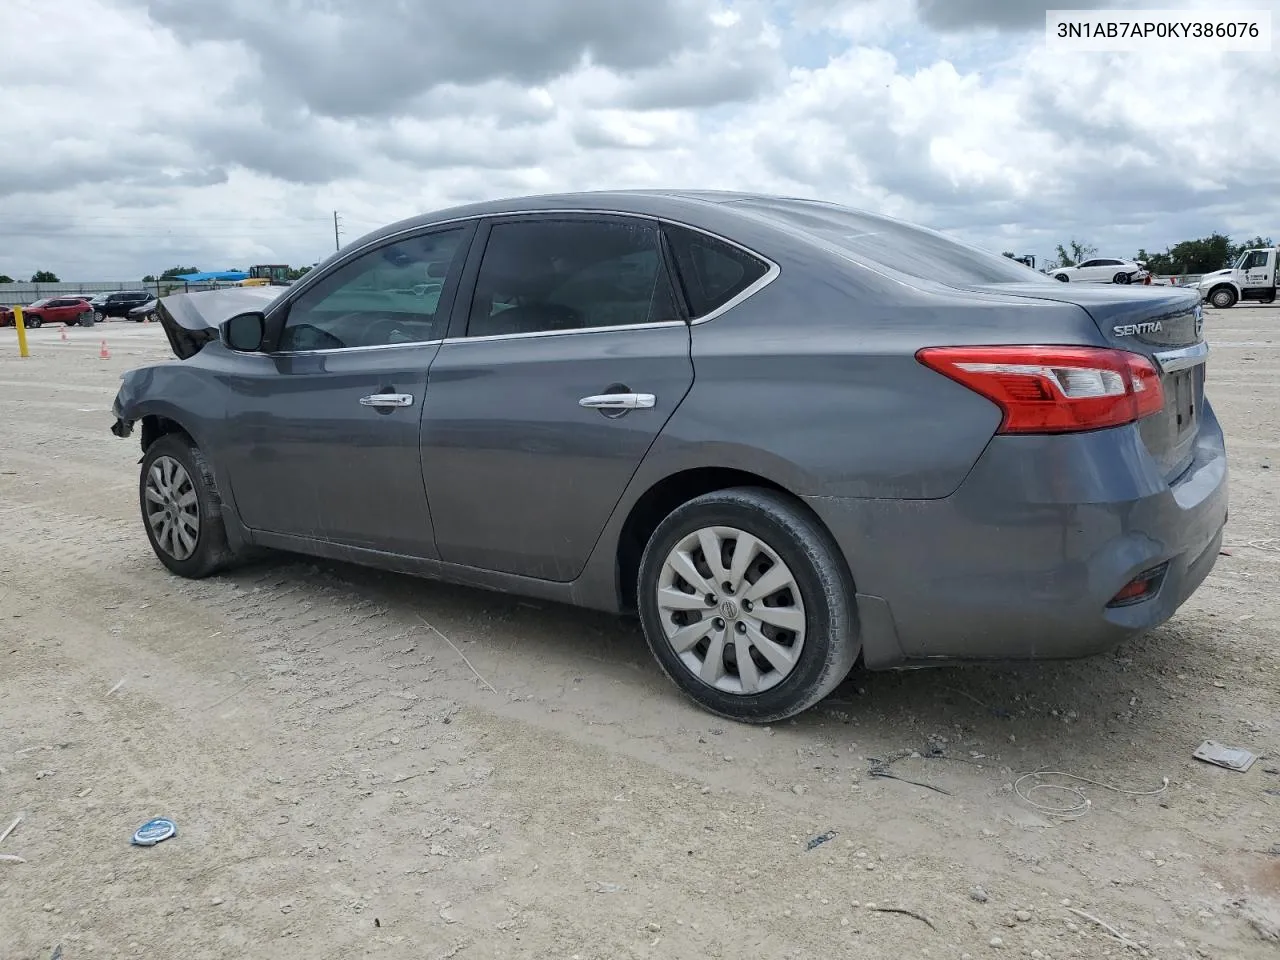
[916, 346, 1165, 434]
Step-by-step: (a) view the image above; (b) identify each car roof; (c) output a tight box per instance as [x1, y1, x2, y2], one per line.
[348, 189, 903, 250]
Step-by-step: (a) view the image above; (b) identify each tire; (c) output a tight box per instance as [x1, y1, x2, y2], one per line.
[94, 311, 105, 323]
[139, 433, 237, 579]
[1209, 286, 1237, 310]
[637, 487, 859, 724]
[25, 314, 42, 329]
[1113, 272, 1131, 284]
[1054, 273, 1069, 282]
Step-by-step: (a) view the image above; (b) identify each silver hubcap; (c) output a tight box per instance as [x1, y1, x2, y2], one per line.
[145, 456, 200, 561]
[656, 526, 806, 696]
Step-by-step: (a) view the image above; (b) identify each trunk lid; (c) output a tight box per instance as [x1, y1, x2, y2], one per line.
[965, 283, 1206, 482]
[156, 286, 280, 360]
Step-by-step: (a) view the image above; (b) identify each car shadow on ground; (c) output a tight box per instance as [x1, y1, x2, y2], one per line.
[226, 552, 1225, 781]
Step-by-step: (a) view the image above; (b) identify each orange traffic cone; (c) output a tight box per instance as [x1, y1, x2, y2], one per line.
[99, 339, 110, 360]
[60, 326, 68, 342]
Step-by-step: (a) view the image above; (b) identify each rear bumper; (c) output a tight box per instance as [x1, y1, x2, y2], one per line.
[807, 401, 1229, 667]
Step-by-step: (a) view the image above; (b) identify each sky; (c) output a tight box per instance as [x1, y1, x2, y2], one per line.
[0, 0, 1277, 280]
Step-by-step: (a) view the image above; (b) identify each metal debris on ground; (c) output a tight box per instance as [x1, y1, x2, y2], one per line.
[806, 830, 837, 851]
[867, 747, 956, 795]
[1193, 740, 1257, 772]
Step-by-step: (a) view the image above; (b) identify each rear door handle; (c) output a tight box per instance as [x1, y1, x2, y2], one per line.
[578, 393, 655, 410]
[360, 393, 414, 408]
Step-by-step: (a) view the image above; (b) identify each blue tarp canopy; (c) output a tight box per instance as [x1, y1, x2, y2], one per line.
[173, 270, 249, 282]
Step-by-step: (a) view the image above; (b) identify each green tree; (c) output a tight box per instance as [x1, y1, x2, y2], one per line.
[286, 265, 312, 281]
[30, 270, 60, 283]
[1050, 240, 1097, 269]
[1164, 234, 1233, 274]
[1134, 248, 1176, 275]
[1229, 235, 1274, 261]
[159, 266, 200, 279]
[0, 274, 13, 284]
[142, 275, 157, 283]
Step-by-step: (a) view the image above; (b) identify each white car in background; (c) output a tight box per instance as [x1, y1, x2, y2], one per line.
[1049, 258, 1149, 284]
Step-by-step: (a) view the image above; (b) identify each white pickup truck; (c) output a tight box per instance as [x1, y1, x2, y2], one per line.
[1196, 246, 1278, 308]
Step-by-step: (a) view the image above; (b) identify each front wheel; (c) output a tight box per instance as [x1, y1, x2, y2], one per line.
[637, 487, 859, 724]
[25, 314, 42, 328]
[139, 434, 236, 578]
[1054, 273, 1070, 282]
[1114, 272, 1132, 284]
[1209, 286, 1238, 309]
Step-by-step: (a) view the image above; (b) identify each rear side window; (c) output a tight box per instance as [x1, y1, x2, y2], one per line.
[664, 225, 770, 318]
[729, 198, 1050, 286]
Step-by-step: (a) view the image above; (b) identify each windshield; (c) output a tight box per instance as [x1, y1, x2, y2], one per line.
[730, 198, 1052, 286]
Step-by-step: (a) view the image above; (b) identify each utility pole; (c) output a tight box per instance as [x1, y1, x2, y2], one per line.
[333, 210, 341, 252]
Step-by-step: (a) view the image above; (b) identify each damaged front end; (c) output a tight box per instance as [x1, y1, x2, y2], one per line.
[111, 285, 280, 441]
[155, 285, 279, 360]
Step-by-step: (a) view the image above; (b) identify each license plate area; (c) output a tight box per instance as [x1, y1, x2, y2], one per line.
[1170, 369, 1199, 436]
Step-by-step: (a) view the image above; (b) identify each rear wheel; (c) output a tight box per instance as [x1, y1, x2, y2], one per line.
[139, 434, 236, 578]
[1209, 286, 1238, 309]
[637, 487, 859, 724]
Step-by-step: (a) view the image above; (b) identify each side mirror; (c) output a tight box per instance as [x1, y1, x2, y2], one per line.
[221, 311, 266, 352]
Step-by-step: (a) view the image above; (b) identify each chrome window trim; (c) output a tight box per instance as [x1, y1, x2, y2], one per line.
[264, 208, 781, 351]
[266, 339, 445, 358]
[442, 320, 687, 346]
[1154, 339, 1210, 373]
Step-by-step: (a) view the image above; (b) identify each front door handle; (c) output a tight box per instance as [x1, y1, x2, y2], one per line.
[578, 393, 655, 410]
[360, 393, 414, 408]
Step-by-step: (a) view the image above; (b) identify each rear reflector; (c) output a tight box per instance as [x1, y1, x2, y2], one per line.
[916, 345, 1165, 434]
[1106, 563, 1168, 608]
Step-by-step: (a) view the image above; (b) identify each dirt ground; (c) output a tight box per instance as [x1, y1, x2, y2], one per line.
[1, 307, 1277, 960]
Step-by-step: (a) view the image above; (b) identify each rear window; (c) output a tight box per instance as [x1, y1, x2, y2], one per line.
[731, 198, 1050, 287]
[664, 225, 771, 318]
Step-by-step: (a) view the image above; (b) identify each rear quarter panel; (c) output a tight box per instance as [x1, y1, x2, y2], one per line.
[667, 247, 1108, 500]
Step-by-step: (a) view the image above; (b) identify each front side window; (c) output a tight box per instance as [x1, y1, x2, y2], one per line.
[1242, 250, 1268, 270]
[278, 228, 465, 352]
[466, 218, 681, 338]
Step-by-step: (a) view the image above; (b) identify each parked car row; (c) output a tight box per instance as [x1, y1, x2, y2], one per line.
[0, 290, 158, 327]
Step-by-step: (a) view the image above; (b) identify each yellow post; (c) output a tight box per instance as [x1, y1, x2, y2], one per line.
[13, 306, 29, 358]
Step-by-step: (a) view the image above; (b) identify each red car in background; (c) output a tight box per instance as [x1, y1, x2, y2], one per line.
[0, 297, 94, 328]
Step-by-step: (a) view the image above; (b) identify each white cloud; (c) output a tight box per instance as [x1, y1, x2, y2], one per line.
[0, 0, 1276, 280]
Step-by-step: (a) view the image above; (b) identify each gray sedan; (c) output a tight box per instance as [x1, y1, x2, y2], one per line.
[110, 190, 1227, 723]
